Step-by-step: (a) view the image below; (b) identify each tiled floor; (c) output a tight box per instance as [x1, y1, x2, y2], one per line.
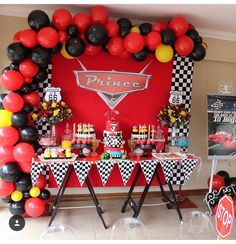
[0, 195, 235, 240]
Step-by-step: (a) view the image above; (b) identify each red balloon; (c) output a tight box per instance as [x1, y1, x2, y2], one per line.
[0, 145, 15, 164]
[152, 21, 168, 32]
[3, 93, 24, 113]
[0, 70, 24, 91]
[13, 31, 22, 42]
[13, 142, 35, 164]
[175, 35, 194, 56]
[108, 36, 125, 56]
[105, 21, 119, 37]
[120, 49, 131, 59]
[0, 179, 15, 198]
[58, 31, 68, 43]
[52, 9, 72, 31]
[73, 13, 91, 33]
[24, 77, 33, 84]
[90, 5, 108, 25]
[19, 59, 39, 78]
[207, 175, 225, 191]
[18, 161, 32, 173]
[25, 197, 45, 217]
[169, 16, 188, 37]
[124, 33, 145, 53]
[20, 29, 38, 48]
[23, 92, 40, 107]
[34, 175, 47, 190]
[188, 23, 195, 30]
[85, 44, 102, 56]
[146, 31, 162, 51]
[37, 27, 59, 48]
[0, 126, 19, 146]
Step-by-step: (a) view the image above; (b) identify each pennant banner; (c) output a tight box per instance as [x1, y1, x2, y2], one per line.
[96, 160, 115, 186]
[49, 162, 70, 187]
[181, 158, 198, 182]
[31, 161, 46, 186]
[159, 160, 177, 183]
[140, 160, 157, 184]
[73, 161, 92, 186]
[118, 160, 136, 185]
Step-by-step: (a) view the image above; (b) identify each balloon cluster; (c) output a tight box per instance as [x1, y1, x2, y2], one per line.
[207, 170, 236, 215]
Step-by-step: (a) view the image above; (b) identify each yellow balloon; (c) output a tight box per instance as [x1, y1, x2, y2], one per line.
[30, 186, 40, 198]
[60, 43, 74, 60]
[0, 109, 12, 128]
[130, 26, 140, 33]
[155, 44, 174, 63]
[11, 190, 23, 202]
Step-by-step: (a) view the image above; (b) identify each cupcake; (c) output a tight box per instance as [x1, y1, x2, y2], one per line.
[43, 149, 51, 159]
[65, 149, 72, 159]
[51, 149, 58, 159]
[58, 150, 65, 159]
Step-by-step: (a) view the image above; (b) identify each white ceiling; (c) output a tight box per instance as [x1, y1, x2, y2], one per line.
[1, 4, 236, 41]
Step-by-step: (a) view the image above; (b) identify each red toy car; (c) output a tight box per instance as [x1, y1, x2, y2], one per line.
[208, 130, 233, 143]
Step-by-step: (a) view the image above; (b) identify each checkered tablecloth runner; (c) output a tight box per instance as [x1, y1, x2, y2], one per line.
[31, 156, 200, 187]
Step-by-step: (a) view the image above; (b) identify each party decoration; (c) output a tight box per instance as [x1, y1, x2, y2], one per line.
[52, 42, 62, 53]
[23, 91, 40, 107]
[108, 36, 125, 56]
[174, 35, 194, 56]
[155, 44, 173, 63]
[10, 62, 19, 71]
[34, 174, 47, 190]
[13, 31, 22, 42]
[207, 175, 225, 191]
[3, 93, 24, 113]
[0, 109, 12, 128]
[30, 186, 40, 197]
[11, 190, 23, 202]
[0, 94, 7, 109]
[72, 13, 91, 33]
[161, 29, 176, 45]
[9, 200, 25, 215]
[146, 31, 162, 51]
[7, 42, 29, 63]
[20, 126, 38, 143]
[23, 103, 33, 113]
[31, 46, 51, 66]
[90, 5, 109, 25]
[186, 29, 199, 43]
[190, 44, 206, 61]
[0, 70, 24, 91]
[11, 111, 28, 128]
[132, 47, 149, 62]
[139, 22, 152, 36]
[20, 29, 38, 48]
[13, 142, 35, 164]
[37, 27, 60, 48]
[66, 24, 78, 36]
[25, 197, 45, 217]
[16, 173, 32, 192]
[152, 21, 168, 32]
[228, 177, 236, 191]
[52, 8, 72, 31]
[60, 42, 74, 59]
[21, 84, 32, 95]
[0, 126, 19, 146]
[0, 162, 22, 182]
[169, 16, 188, 37]
[0, 179, 15, 198]
[105, 21, 120, 37]
[2, 196, 11, 204]
[130, 26, 140, 33]
[124, 33, 145, 53]
[39, 189, 51, 203]
[85, 44, 102, 56]
[65, 37, 85, 57]
[117, 18, 132, 29]
[19, 58, 39, 78]
[58, 30, 68, 43]
[217, 170, 230, 185]
[1, 66, 11, 74]
[28, 10, 50, 31]
[85, 24, 107, 46]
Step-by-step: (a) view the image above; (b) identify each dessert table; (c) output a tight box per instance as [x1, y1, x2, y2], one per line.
[31, 153, 201, 229]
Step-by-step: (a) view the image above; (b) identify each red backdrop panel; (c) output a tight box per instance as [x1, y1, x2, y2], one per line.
[50, 52, 173, 188]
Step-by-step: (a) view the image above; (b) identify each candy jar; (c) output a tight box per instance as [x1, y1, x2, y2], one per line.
[61, 123, 73, 150]
[155, 125, 165, 152]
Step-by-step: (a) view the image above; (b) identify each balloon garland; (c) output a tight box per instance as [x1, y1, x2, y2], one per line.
[0, 5, 206, 218]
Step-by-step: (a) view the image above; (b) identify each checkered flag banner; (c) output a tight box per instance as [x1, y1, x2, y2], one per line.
[117, 160, 136, 185]
[96, 160, 115, 186]
[168, 54, 194, 151]
[31, 161, 46, 186]
[181, 158, 198, 182]
[49, 162, 70, 187]
[140, 160, 158, 184]
[104, 135, 123, 148]
[170, 163, 185, 185]
[159, 160, 177, 183]
[73, 161, 92, 186]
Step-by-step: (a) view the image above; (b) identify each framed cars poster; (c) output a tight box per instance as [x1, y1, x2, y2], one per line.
[208, 94, 236, 159]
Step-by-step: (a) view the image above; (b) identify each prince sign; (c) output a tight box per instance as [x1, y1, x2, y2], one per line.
[74, 59, 152, 109]
[208, 94, 236, 159]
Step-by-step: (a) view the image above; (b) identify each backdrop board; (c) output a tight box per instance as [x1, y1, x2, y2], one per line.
[208, 94, 236, 159]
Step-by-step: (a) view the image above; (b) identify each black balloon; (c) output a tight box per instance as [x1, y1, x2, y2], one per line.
[14, 89, 24, 96]
[119, 26, 130, 38]
[9, 200, 25, 215]
[20, 126, 38, 143]
[16, 173, 32, 192]
[196, 36, 203, 44]
[1, 66, 11, 74]
[0, 94, 7, 109]
[23, 191, 31, 199]
[20, 84, 32, 95]
[52, 42, 62, 53]
[228, 177, 236, 191]
[2, 195, 11, 204]
[23, 103, 33, 113]
[30, 82, 40, 91]
[139, 23, 152, 36]
[85, 24, 107, 46]
[217, 170, 230, 186]
[186, 29, 199, 43]
[11, 112, 28, 128]
[132, 47, 149, 62]
[0, 162, 22, 182]
[39, 189, 51, 201]
[10, 62, 19, 71]
[28, 10, 50, 31]
[7, 42, 29, 63]
[190, 44, 206, 61]
[161, 29, 176, 45]
[32, 141, 40, 152]
[31, 46, 51, 66]
[33, 67, 48, 83]
[65, 37, 85, 57]
[102, 38, 110, 53]
[117, 18, 132, 29]
[67, 24, 78, 36]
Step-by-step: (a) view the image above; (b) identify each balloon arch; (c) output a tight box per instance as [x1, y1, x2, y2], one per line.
[0, 5, 206, 217]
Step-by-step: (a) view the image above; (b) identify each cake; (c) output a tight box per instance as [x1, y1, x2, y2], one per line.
[75, 123, 96, 145]
[102, 110, 127, 160]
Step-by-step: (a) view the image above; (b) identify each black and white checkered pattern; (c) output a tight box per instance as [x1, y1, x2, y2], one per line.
[181, 158, 198, 182]
[49, 162, 70, 187]
[96, 160, 115, 186]
[159, 160, 177, 183]
[170, 163, 185, 185]
[31, 160, 46, 186]
[104, 135, 122, 148]
[73, 161, 92, 186]
[117, 160, 136, 185]
[140, 160, 158, 184]
[168, 54, 194, 152]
